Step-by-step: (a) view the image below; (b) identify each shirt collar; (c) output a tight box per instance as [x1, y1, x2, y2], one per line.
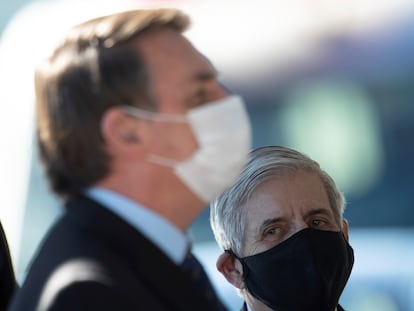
[246, 302, 339, 311]
[85, 187, 189, 265]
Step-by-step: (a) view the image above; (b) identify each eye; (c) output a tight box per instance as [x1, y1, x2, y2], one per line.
[266, 228, 277, 235]
[311, 219, 326, 228]
[262, 226, 282, 241]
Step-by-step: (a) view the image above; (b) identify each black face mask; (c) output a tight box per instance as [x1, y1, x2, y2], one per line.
[230, 228, 354, 311]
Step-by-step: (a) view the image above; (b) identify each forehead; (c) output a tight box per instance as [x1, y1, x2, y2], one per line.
[243, 170, 332, 222]
[133, 27, 216, 84]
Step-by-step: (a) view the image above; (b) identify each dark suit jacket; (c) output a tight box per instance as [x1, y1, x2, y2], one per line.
[240, 302, 345, 311]
[9, 195, 222, 311]
[0, 221, 17, 311]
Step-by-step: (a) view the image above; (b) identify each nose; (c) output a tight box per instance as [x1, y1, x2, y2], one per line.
[291, 220, 309, 235]
[210, 81, 230, 101]
[218, 82, 231, 96]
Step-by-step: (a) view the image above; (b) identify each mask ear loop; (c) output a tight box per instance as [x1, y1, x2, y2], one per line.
[224, 249, 249, 279]
[224, 249, 239, 259]
[122, 105, 188, 123]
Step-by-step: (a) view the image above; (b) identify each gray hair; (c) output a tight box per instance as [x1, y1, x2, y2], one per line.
[210, 145, 346, 257]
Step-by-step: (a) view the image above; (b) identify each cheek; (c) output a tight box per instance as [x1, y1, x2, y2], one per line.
[151, 122, 198, 160]
[253, 241, 279, 255]
[243, 238, 275, 256]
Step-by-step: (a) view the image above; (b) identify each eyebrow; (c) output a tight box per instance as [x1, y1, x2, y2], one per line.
[305, 207, 334, 219]
[257, 207, 334, 233]
[258, 217, 285, 234]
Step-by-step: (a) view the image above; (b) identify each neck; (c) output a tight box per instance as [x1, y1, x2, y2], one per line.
[96, 172, 205, 232]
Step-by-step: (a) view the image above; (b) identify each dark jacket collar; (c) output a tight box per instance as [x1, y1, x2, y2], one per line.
[65, 194, 220, 311]
[0, 221, 17, 309]
[240, 302, 345, 311]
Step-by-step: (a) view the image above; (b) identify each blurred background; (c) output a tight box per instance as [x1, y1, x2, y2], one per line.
[0, 0, 413, 310]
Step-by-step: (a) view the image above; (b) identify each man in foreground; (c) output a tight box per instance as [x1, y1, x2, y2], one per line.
[9, 8, 251, 310]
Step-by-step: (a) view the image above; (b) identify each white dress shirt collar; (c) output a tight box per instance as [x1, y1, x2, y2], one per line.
[246, 302, 338, 311]
[86, 187, 189, 265]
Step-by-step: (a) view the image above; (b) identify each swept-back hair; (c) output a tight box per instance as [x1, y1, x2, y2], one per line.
[36, 9, 189, 198]
[210, 145, 345, 256]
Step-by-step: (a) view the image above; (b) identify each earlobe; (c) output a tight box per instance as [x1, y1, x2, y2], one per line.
[216, 252, 245, 289]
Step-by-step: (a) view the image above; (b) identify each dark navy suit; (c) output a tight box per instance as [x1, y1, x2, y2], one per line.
[0, 220, 16, 311]
[240, 302, 346, 310]
[9, 195, 222, 311]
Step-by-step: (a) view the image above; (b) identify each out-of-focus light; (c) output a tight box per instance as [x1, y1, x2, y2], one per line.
[0, 0, 412, 276]
[278, 79, 384, 197]
[345, 290, 399, 311]
[183, 0, 414, 80]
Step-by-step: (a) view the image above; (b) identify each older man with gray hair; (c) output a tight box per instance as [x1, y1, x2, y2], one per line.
[210, 146, 354, 311]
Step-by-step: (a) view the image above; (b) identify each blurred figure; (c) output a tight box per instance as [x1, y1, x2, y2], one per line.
[9, 8, 251, 311]
[210, 146, 354, 311]
[0, 221, 16, 310]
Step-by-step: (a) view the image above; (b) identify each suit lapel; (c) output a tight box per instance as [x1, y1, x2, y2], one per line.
[66, 195, 218, 311]
[129, 241, 217, 311]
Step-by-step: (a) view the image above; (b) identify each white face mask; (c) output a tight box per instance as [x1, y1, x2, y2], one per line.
[123, 95, 252, 203]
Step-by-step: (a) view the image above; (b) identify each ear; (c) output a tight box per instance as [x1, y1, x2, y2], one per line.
[100, 106, 147, 159]
[342, 219, 349, 242]
[216, 252, 245, 290]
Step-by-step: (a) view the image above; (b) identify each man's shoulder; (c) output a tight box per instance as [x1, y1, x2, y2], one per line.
[10, 248, 176, 310]
[9, 269, 167, 311]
